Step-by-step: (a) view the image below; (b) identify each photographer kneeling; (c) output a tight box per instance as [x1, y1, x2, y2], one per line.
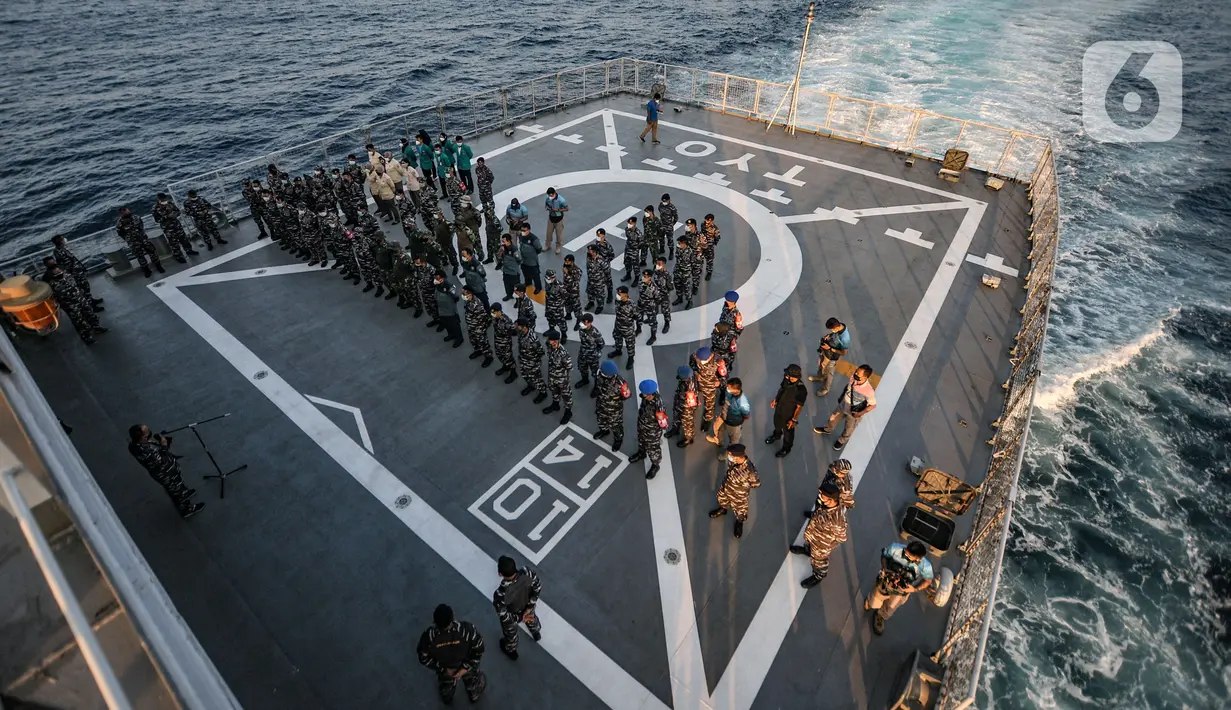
[865, 539, 933, 635]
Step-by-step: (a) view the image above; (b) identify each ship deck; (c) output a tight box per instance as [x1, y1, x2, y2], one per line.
[19, 94, 1032, 710]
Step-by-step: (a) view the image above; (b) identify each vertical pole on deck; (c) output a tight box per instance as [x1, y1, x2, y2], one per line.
[767, 2, 816, 134]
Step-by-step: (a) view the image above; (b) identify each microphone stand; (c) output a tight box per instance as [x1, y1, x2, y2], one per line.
[162, 413, 248, 499]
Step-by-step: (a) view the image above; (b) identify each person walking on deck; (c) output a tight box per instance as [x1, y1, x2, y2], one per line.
[640, 93, 662, 144]
[543, 187, 568, 254]
[492, 556, 542, 660]
[790, 480, 849, 588]
[709, 443, 760, 538]
[814, 364, 877, 451]
[417, 604, 487, 704]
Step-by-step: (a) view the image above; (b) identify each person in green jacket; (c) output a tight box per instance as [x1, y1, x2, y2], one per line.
[434, 143, 454, 197]
[417, 135, 436, 185]
[454, 135, 475, 194]
[400, 138, 419, 173]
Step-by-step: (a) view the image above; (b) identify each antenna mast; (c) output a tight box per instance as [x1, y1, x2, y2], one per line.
[767, 2, 817, 135]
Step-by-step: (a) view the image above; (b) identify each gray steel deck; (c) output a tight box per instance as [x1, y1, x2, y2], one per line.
[18, 94, 1031, 710]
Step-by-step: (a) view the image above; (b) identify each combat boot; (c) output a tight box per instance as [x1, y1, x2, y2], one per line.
[504, 371, 518, 384]
[542, 401, 560, 414]
[308, 259, 320, 266]
[481, 356, 493, 368]
[186, 248, 201, 256]
[789, 544, 810, 556]
[574, 375, 590, 390]
[351, 275, 362, 284]
[663, 321, 670, 334]
[374, 286, 386, 298]
[425, 318, 440, 328]
[142, 266, 153, 278]
[645, 334, 657, 346]
[500, 639, 518, 661]
[585, 301, 595, 311]
[180, 502, 205, 519]
[672, 295, 684, 306]
[156, 263, 165, 273]
[676, 437, 692, 448]
[412, 308, 423, 318]
[685, 299, 693, 310]
[645, 464, 659, 479]
[663, 425, 679, 439]
[625, 356, 634, 370]
[611, 437, 622, 451]
[607, 348, 622, 358]
[590, 383, 599, 398]
[708, 507, 727, 518]
[560, 409, 572, 425]
[801, 575, 823, 589]
[628, 450, 645, 463]
[175, 256, 187, 264]
[593, 429, 609, 439]
[733, 520, 744, 538]
[520, 384, 534, 397]
[496, 364, 509, 376]
[532, 392, 548, 405]
[469, 351, 483, 360]
[217, 237, 229, 244]
[362, 282, 375, 293]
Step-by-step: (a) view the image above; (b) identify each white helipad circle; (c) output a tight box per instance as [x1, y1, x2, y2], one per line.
[491, 170, 801, 346]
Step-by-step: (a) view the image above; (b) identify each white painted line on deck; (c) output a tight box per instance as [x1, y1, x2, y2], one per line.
[600, 110, 624, 171]
[483, 111, 606, 163]
[966, 252, 1020, 277]
[157, 238, 273, 285]
[563, 206, 641, 252]
[749, 187, 792, 205]
[303, 395, 374, 454]
[885, 227, 935, 250]
[150, 282, 668, 710]
[715, 153, 755, 172]
[642, 157, 678, 172]
[634, 356, 709, 710]
[779, 201, 969, 225]
[610, 109, 986, 205]
[763, 165, 807, 186]
[517, 124, 545, 133]
[707, 202, 988, 710]
[693, 172, 732, 187]
[554, 133, 585, 145]
[180, 262, 326, 286]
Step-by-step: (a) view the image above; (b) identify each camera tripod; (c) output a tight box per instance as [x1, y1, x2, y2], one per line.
[163, 413, 248, 499]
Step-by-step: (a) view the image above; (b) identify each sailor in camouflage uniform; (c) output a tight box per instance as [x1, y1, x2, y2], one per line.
[241, 179, 269, 238]
[592, 360, 630, 452]
[490, 303, 519, 384]
[353, 207, 382, 293]
[516, 318, 549, 404]
[542, 330, 573, 423]
[455, 197, 485, 262]
[304, 209, 329, 267]
[459, 248, 489, 310]
[699, 213, 722, 281]
[445, 168, 467, 219]
[433, 215, 460, 274]
[115, 207, 163, 277]
[808, 458, 856, 512]
[790, 480, 849, 587]
[127, 424, 203, 519]
[709, 443, 760, 538]
[658, 194, 679, 260]
[620, 217, 645, 283]
[50, 235, 103, 308]
[337, 228, 364, 286]
[591, 230, 616, 303]
[652, 257, 673, 332]
[663, 365, 698, 447]
[414, 255, 438, 322]
[370, 231, 395, 299]
[584, 243, 611, 314]
[628, 380, 667, 479]
[337, 173, 365, 226]
[573, 313, 605, 395]
[481, 204, 503, 265]
[672, 236, 697, 308]
[389, 242, 415, 308]
[417, 604, 486, 705]
[561, 255, 583, 326]
[514, 283, 537, 331]
[183, 190, 227, 250]
[635, 269, 664, 345]
[152, 193, 197, 262]
[462, 285, 494, 367]
[689, 346, 727, 432]
[271, 196, 295, 250]
[46, 264, 108, 344]
[543, 270, 568, 342]
[711, 321, 738, 375]
[473, 157, 496, 206]
[320, 210, 345, 270]
[492, 555, 542, 660]
[608, 286, 637, 370]
[643, 204, 666, 261]
[292, 206, 316, 261]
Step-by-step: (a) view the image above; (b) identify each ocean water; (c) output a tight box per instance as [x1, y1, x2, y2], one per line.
[2, 1, 1228, 708]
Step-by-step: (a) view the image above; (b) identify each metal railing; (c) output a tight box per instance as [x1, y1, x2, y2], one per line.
[0, 333, 242, 709]
[932, 142, 1060, 709]
[0, 456, 133, 710]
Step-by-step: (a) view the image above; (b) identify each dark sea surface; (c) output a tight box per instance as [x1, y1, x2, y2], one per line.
[2, 0, 1229, 707]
